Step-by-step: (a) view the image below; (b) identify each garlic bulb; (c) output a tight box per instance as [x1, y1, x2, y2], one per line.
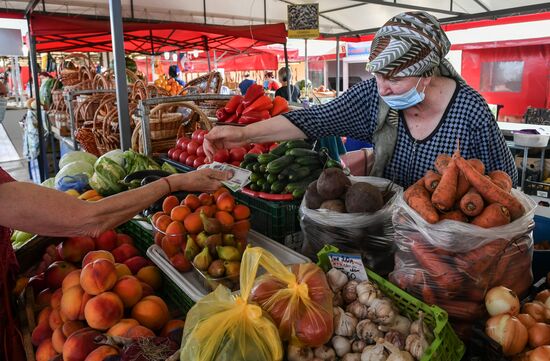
[405, 333, 429, 360]
[287, 345, 314, 361]
[389, 315, 411, 337]
[347, 301, 370, 320]
[332, 335, 352, 357]
[343, 281, 359, 304]
[328, 268, 348, 292]
[314, 345, 336, 361]
[352, 340, 368, 353]
[356, 319, 383, 343]
[368, 299, 396, 325]
[410, 311, 434, 343]
[357, 281, 380, 306]
[334, 307, 359, 337]
[361, 344, 388, 361]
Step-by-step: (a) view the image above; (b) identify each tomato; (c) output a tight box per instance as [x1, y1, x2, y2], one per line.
[197, 130, 208, 145]
[229, 147, 247, 162]
[213, 149, 230, 163]
[191, 130, 202, 142]
[187, 141, 200, 155]
[269, 143, 279, 152]
[196, 146, 206, 158]
[247, 146, 264, 155]
[178, 151, 189, 164]
[193, 156, 205, 168]
[172, 149, 182, 161]
[167, 147, 177, 159]
[185, 155, 197, 167]
[231, 161, 241, 167]
[176, 137, 191, 150]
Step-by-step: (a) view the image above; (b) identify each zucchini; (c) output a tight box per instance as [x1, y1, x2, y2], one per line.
[266, 173, 278, 184]
[252, 163, 262, 173]
[288, 167, 311, 182]
[266, 155, 294, 174]
[269, 142, 288, 156]
[244, 153, 260, 162]
[270, 181, 286, 194]
[286, 148, 318, 157]
[286, 140, 311, 149]
[258, 153, 279, 165]
[250, 172, 262, 183]
[296, 156, 322, 166]
[249, 183, 261, 192]
[292, 187, 307, 199]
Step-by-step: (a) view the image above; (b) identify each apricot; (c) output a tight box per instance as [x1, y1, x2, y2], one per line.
[136, 266, 162, 290]
[35, 338, 58, 361]
[51, 327, 66, 353]
[31, 322, 52, 346]
[183, 194, 201, 211]
[114, 263, 132, 279]
[131, 295, 170, 331]
[62, 321, 86, 338]
[107, 318, 139, 337]
[231, 219, 251, 240]
[80, 259, 117, 295]
[216, 193, 235, 212]
[84, 345, 119, 361]
[154, 231, 164, 247]
[82, 250, 114, 267]
[49, 308, 63, 330]
[151, 211, 167, 225]
[161, 235, 182, 258]
[50, 288, 63, 309]
[161, 319, 185, 337]
[170, 205, 192, 223]
[62, 270, 82, 293]
[84, 292, 124, 330]
[37, 306, 52, 325]
[154, 214, 172, 232]
[111, 243, 140, 264]
[165, 220, 186, 236]
[125, 325, 155, 339]
[195, 205, 216, 217]
[113, 276, 143, 308]
[62, 328, 101, 361]
[198, 192, 214, 206]
[162, 195, 180, 214]
[124, 256, 151, 274]
[215, 211, 234, 232]
[183, 212, 203, 234]
[213, 187, 230, 202]
[233, 204, 250, 221]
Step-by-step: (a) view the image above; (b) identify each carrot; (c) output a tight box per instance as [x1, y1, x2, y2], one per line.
[456, 170, 470, 200]
[434, 154, 452, 174]
[489, 170, 513, 193]
[459, 188, 484, 217]
[423, 170, 441, 193]
[456, 239, 507, 276]
[439, 209, 468, 222]
[437, 299, 486, 322]
[404, 182, 440, 224]
[468, 158, 485, 174]
[454, 156, 525, 219]
[411, 242, 463, 292]
[421, 274, 439, 305]
[471, 203, 511, 228]
[431, 159, 459, 211]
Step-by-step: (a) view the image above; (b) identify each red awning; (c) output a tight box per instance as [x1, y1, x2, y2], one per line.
[29, 13, 287, 54]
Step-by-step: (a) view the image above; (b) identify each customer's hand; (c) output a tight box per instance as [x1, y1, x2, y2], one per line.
[168, 168, 232, 194]
[203, 126, 247, 161]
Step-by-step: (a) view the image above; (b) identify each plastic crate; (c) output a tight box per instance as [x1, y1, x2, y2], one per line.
[159, 154, 196, 173]
[533, 215, 550, 281]
[117, 219, 154, 254]
[367, 269, 465, 361]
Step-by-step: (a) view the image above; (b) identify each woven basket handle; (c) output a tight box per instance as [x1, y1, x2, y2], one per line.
[153, 101, 213, 131]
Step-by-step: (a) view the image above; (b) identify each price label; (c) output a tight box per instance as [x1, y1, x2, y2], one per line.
[328, 253, 368, 281]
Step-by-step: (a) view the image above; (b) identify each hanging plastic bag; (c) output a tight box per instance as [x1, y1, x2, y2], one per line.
[250, 248, 333, 347]
[300, 177, 402, 276]
[180, 247, 283, 361]
[389, 189, 536, 324]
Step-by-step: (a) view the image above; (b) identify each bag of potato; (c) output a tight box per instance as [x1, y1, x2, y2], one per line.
[179, 247, 283, 361]
[299, 174, 402, 276]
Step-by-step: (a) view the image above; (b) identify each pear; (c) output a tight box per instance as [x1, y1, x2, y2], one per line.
[222, 234, 236, 247]
[207, 259, 226, 278]
[224, 261, 240, 278]
[184, 235, 200, 261]
[196, 231, 209, 249]
[216, 246, 241, 262]
[205, 234, 222, 256]
[193, 247, 213, 271]
[200, 211, 222, 234]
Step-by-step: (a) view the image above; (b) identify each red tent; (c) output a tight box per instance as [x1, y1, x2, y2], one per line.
[28, 13, 287, 54]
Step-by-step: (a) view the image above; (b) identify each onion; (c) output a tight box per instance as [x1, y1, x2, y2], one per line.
[485, 314, 528, 356]
[522, 302, 547, 323]
[535, 289, 550, 304]
[528, 346, 550, 361]
[485, 286, 520, 316]
[517, 314, 537, 329]
[528, 323, 550, 348]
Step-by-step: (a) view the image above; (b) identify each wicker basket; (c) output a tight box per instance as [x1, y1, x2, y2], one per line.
[185, 71, 223, 94]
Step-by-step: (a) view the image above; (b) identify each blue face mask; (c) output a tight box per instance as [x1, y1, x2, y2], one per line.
[380, 77, 426, 110]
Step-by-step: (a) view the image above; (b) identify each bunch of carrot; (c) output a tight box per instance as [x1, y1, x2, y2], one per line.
[404, 151, 524, 227]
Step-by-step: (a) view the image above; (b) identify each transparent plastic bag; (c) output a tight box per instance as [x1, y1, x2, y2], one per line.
[389, 189, 536, 323]
[300, 177, 402, 276]
[180, 247, 283, 361]
[250, 248, 333, 347]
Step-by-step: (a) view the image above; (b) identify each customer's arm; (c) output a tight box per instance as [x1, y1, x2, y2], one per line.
[0, 169, 230, 238]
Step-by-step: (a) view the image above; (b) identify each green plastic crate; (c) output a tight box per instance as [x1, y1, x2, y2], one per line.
[118, 220, 154, 254]
[367, 269, 465, 361]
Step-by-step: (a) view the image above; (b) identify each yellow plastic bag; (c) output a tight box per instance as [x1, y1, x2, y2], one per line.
[180, 247, 283, 361]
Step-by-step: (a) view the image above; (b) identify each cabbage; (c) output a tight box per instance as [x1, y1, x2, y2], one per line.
[90, 157, 127, 195]
[55, 161, 94, 192]
[97, 149, 125, 168]
[59, 151, 97, 169]
[41, 177, 56, 188]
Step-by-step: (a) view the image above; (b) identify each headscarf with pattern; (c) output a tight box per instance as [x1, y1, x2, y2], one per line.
[368, 11, 461, 79]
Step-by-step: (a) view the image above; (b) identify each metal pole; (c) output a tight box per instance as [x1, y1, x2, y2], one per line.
[203, 0, 207, 24]
[304, 39, 308, 100]
[109, 0, 131, 150]
[204, 37, 211, 72]
[336, 36, 340, 96]
[27, 30, 48, 181]
[264, 0, 267, 24]
[64, 91, 78, 150]
[283, 42, 292, 102]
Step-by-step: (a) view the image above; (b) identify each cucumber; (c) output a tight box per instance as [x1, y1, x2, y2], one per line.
[296, 156, 322, 166]
[288, 167, 311, 182]
[262, 182, 271, 193]
[292, 187, 307, 199]
[285, 176, 318, 193]
[326, 159, 343, 169]
[250, 172, 262, 183]
[259, 164, 268, 173]
[244, 153, 259, 162]
[239, 160, 250, 169]
[257, 178, 267, 187]
[286, 140, 311, 149]
[252, 163, 262, 173]
[258, 153, 279, 165]
[286, 148, 318, 157]
[245, 163, 256, 172]
[266, 173, 278, 184]
[270, 181, 286, 194]
[249, 183, 261, 192]
[277, 163, 301, 180]
[266, 155, 294, 174]
[269, 142, 288, 156]
[309, 168, 323, 179]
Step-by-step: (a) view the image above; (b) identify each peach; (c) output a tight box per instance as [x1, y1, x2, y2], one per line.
[49, 308, 63, 330]
[45, 261, 78, 289]
[84, 345, 119, 361]
[62, 320, 86, 338]
[114, 263, 132, 279]
[111, 243, 140, 263]
[161, 319, 185, 337]
[131, 295, 170, 331]
[216, 193, 235, 212]
[95, 230, 118, 251]
[61, 285, 91, 321]
[60, 236, 95, 263]
[37, 306, 52, 325]
[84, 292, 124, 330]
[80, 259, 117, 295]
[124, 256, 151, 274]
[136, 266, 162, 290]
[62, 270, 82, 292]
[62, 328, 101, 361]
[125, 325, 155, 339]
[36, 288, 52, 308]
[51, 327, 66, 353]
[115, 233, 134, 246]
[35, 338, 58, 361]
[82, 250, 115, 267]
[107, 318, 139, 337]
[31, 322, 52, 346]
[50, 288, 63, 309]
[113, 276, 143, 308]
[140, 282, 154, 297]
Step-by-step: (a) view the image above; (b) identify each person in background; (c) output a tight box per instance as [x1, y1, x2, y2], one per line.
[168, 65, 185, 86]
[238, 73, 255, 95]
[275, 67, 301, 103]
[263, 71, 280, 91]
[0, 80, 7, 97]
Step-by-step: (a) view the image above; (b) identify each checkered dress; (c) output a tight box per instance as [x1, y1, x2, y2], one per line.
[284, 78, 517, 188]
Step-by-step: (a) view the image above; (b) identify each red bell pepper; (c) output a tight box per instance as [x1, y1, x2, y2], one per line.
[224, 95, 243, 114]
[216, 107, 230, 121]
[224, 113, 239, 123]
[235, 103, 245, 117]
[242, 84, 264, 107]
[238, 110, 271, 125]
[243, 95, 273, 114]
[271, 96, 289, 116]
